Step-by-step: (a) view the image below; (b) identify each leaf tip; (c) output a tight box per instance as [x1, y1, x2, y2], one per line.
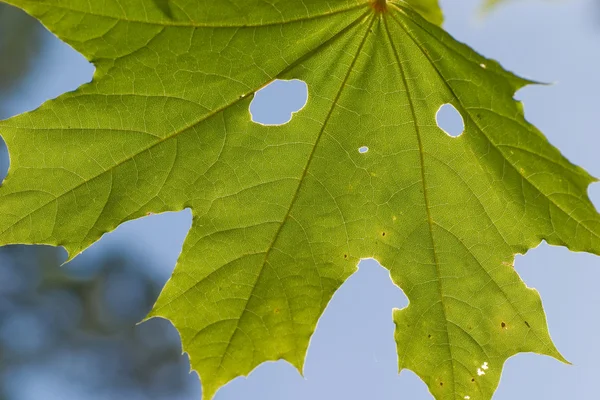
[200, 383, 219, 400]
[552, 349, 571, 366]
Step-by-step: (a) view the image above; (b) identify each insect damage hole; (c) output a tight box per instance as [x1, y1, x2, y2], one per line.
[436, 103, 464, 138]
[249, 79, 308, 126]
[589, 181, 600, 210]
[0, 135, 8, 184]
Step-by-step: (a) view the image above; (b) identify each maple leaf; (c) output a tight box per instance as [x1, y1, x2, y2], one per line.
[1, 1, 599, 399]
[404, 0, 443, 25]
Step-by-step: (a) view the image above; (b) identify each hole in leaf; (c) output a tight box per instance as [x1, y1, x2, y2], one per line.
[436, 104, 464, 138]
[359, 146, 369, 154]
[477, 361, 489, 377]
[0, 136, 8, 184]
[249, 79, 308, 126]
[589, 181, 600, 210]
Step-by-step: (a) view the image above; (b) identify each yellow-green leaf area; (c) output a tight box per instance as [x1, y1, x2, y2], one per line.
[403, 0, 444, 25]
[0, 1, 598, 400]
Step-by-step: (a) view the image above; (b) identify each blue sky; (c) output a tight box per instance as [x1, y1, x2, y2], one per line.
[1, 0, 599, 399]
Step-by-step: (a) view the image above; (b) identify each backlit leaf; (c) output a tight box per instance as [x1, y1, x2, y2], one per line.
[0, 1, 598, 399]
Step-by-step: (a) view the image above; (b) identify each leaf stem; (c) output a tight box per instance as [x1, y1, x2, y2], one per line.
[371, 0, 388, 13]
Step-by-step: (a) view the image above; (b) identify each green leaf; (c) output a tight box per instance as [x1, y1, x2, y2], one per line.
[0, 1, 598, 399]
[404, 0, 444, 25]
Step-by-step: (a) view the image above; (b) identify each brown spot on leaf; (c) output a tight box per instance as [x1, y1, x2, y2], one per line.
[525, 321, 531, 328]
[274, 308, 280, 314]
[501, 322, 507, 329]
[382, 232, 386, 237]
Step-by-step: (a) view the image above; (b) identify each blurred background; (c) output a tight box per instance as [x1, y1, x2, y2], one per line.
[1, 0, 600, 399]
[0, 246, 198, 400]
[0, 6, 200, 399]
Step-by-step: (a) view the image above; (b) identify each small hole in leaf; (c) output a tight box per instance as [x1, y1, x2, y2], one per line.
[436, 104, 464, 138]
[359, 146, 369, 154]
[249, 79, 308, 126]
